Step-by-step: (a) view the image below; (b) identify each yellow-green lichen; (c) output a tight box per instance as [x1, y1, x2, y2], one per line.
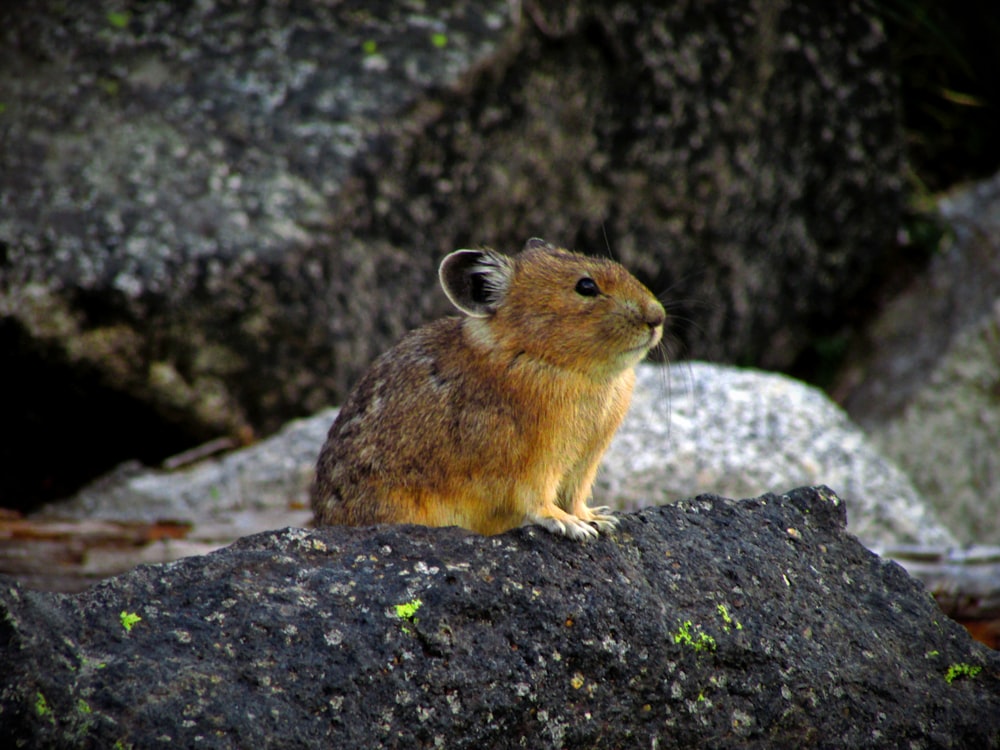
[716, 604, 743, 631]
[672, 620, 716, 652]
[394, 599, 422, 621]
[35, 691, 54, 723]
[81, 655, 107, 670]
[944, 663, 982, 684]
[394, 598, 422, 634]
[107, 11, 130, 29]
[119, 611, 142, 633]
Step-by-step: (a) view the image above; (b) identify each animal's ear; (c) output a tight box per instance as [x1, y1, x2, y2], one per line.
[439, 249, 514, 317]
[522, 237, 555, 252]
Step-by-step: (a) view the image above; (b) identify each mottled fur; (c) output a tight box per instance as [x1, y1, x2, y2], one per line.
[311, 239, 665, 540]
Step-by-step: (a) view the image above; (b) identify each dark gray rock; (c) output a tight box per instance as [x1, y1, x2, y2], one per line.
[2, 487, 997, 748]
[0, 1, 902, 507]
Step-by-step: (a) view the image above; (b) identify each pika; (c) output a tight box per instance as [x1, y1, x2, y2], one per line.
[310, 238, 665, 540]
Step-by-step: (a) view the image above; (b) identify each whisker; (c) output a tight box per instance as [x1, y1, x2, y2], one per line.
[599, 224, 616, 260]
[662, 312, 709, 342]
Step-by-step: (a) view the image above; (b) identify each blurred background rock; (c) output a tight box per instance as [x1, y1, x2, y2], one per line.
[1, 1, 998, 581]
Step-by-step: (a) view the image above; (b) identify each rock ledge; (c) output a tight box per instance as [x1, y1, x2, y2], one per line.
[2, 487, 997, 748]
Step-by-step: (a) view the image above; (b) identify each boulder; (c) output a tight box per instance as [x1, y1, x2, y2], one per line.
[0, 1, 902, 507]
[839, 170, 1000, 427]
[2, 487, 997, 748]
[601, 363, 957, 553]
[871, 303, 1000, 545]
[836, 169, 1000, 544]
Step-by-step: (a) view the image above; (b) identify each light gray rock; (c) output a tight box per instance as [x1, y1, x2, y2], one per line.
[35, 410, 329, 541]
[599, 363, 957, 553]
[872, 303, 1000, 545]
[836, 169, 1000, 545]
[840, 169, 1000, 427]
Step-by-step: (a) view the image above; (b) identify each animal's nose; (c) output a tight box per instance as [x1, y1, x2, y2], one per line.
[645, 302, 666, 330]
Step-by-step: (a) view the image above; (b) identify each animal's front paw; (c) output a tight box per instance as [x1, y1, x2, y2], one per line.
[527, 509, 600, 541]
[582, 505, 619, 533]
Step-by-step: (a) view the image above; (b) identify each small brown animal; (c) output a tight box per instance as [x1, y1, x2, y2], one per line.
[310, 238, 665, 540]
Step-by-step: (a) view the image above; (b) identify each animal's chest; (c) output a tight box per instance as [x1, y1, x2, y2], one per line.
[528, 377, 632, 462]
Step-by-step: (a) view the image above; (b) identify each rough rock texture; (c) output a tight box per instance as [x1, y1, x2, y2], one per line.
[871, 305, 1000, 545]
[0, 0, 902, 507]
[839, 169, 1000, 427]
[836, 170, 1000, 545]
[2, 487, 997, 749]
[600, 363, 956, 553]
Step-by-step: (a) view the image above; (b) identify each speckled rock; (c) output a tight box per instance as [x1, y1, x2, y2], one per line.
[600, 363, 957, 553]
[872, 303, 1000, 545]
[1, 1, 901, 508]
[835, 170, 1000, 546]
[2, 487, 997, 749]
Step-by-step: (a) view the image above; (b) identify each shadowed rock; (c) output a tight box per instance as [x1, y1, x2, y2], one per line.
[2, 487, 997, 748]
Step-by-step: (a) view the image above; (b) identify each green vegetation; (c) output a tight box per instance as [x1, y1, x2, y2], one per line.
[394, 598, 422, 634]
[672, 620, 717, 653]
[107, 11, 130, 29]
[35, 691, 53, 721]
[716, 604, 743, 631]
[394, 598, 422, 621]
[119, 611, 142, 633]
[944, 662, 982, 684]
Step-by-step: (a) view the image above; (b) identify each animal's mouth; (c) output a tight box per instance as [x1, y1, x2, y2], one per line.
[642, 326, 663, 348]
[624, 329, 662, 355]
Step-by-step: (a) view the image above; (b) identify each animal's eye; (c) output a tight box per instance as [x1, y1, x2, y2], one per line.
[575, 277, 600, 297]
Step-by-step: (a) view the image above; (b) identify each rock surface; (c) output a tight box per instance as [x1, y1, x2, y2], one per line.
[601, 363, 957, 553]
[0, 1, 902, 507]
[871, 303, 1000, 545]
[839, 170, 1000, 427]
[836, 170, 1000, 545]
[2, 487, 997, 749]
